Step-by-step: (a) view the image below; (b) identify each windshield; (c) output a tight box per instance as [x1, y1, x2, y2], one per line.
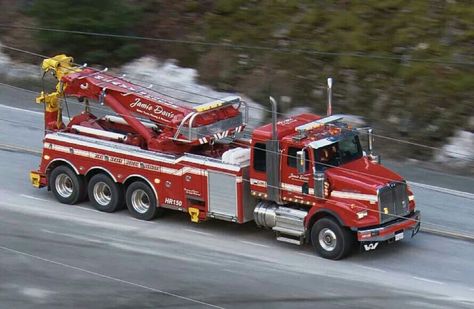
[314, 135, 363, 171]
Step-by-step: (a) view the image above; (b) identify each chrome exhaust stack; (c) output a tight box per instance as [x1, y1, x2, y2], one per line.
[266, 97, 281, 202]
[327, 78, 333, 116]
[314, 171, 326, 198]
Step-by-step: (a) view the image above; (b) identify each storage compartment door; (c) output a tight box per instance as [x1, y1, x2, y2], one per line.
[208, 171, 237, 221]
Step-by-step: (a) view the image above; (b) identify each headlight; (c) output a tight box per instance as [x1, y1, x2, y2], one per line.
[357, 210, 368, 219]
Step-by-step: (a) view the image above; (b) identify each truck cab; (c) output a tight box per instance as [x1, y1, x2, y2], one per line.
[249, 113, 420, 259]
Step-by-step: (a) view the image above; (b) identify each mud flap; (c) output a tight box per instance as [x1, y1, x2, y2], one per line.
[411, 221, 421, 238]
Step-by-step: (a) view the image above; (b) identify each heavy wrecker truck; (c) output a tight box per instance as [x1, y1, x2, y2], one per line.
[30, 55, 420, 260]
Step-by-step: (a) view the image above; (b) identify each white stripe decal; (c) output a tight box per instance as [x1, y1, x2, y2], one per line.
[331, 191, 378, 203]
[281, 183, 314, 195]
[45, 133, 243, 171]
[47, 143, 209, 177]
[198, 126, 243, 144]
[281, 183, 300, 191]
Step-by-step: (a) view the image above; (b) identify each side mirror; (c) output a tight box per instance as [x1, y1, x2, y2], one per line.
[356, 127, 381, 164]
[367, 128, 381, 164]
[296, 150, 307, 174]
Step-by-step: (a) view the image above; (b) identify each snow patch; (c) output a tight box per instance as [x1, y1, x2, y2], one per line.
[435, 130, 474, 166]
[0, 42, 38, 80]
[21, 287, 55, 300]
[119, 56, 264, 128]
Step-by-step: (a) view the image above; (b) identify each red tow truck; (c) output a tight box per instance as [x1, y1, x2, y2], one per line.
[30, 55, 420, 259]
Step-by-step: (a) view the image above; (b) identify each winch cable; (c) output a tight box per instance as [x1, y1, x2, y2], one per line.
[0, 72, 470, 195]
[0, 74, 473, 193]
[1, 24, 473, 66]
[0, 74, 472, 195]
[1, 43, 472, 162]
[0, 45, 473, 190]
[2, 81, 474, 241]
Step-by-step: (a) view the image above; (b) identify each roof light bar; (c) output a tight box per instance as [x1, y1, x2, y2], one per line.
[193, 96, 240, 113]
[295, 115, 343, 133]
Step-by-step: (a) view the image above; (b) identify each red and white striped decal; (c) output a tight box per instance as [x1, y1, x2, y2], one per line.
[199, 125, 244, 145]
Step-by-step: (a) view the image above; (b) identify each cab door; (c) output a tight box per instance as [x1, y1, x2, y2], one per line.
[281, 144, 312, 203]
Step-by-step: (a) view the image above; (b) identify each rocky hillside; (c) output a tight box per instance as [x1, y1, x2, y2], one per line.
[0, 0, 473, 164]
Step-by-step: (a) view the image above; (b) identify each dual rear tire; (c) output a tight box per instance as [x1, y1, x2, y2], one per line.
[87, 173, 124, 213]
[50, 165, 86, 205]
[125, 181, 165, 220]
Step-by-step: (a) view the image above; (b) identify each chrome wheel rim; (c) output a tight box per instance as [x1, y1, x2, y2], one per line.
[131, 189, 150, 214]
[93, 182, 112, 206]
[55, 174, 74, 198]
[319, 228, 337, 252]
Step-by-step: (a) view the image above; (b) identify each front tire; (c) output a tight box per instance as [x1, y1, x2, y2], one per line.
[125, 181, 164, 220]
[311, 217, 354, 260]
[88, 174, 124, 212]
[50, 165, 86, 205]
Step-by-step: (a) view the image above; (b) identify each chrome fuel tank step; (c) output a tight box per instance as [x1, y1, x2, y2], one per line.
[254, 201, 308, 242]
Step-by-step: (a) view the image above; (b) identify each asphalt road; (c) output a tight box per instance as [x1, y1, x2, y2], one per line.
[1, 84, 474, 308]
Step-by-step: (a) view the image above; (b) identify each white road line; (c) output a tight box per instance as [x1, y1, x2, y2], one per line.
[42, 229, 57, 234]
[420, 226, 474, 241]
[20, 194, 49, 202]
[408, 181, 474, 199]
[297, 252, 316, 258]
[239, 240, 270, 248]
[0, 103, 70, 121]
[77, 206, 101, 213]
[41, 229, 103, 244]
[357, 265, 387, 273]
[0, 245, 223, 309]
[184, 228, 214, 237]
[411, 276, 444, 285]
[131, 218, 156, 225]
[0, 104, 43, 116]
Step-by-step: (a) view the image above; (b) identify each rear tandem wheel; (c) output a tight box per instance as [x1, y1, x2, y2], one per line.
[125, 181, 165, 220]
[49, 165, 86, 205]
[87, 173, 124, 212]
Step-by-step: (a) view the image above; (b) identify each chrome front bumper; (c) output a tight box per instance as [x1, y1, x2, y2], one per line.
[357, 210, 421, 242]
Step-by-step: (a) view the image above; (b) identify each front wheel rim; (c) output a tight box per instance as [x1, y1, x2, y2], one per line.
[93, 182, 112, 206]
[131, 189, 150, 214]
[318, 228, 337, 252]
[55, 174, 74, 198]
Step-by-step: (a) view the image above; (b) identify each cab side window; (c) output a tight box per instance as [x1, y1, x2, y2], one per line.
[253, 143, 266, 172]
[315, 144, 339, 171]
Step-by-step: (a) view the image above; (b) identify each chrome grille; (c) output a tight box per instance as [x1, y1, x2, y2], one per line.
[378, 182, 409, 224]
